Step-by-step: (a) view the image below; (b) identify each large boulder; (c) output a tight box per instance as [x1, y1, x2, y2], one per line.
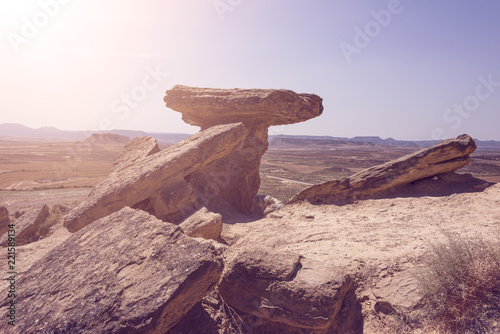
[164, 85, 323, 214]
[111, 136, 160, 173]
[1, 207, 223, 333]
[0, 204, 49, 246]
[289, 134, 477, 204]
[63, 123, 248, 232]
[217, 247, 354, 330]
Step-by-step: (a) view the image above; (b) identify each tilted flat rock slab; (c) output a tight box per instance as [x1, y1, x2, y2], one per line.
[63, 123, 248, 232]
[111, 136, 161, 173]
[164, 85, 323, 129]
[1, 207, 223, 333]
[217, 247, 353, 330]
[289, 134, 477, 204]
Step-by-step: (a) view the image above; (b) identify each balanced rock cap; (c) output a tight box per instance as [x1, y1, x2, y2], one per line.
[164, 85, 324, 129]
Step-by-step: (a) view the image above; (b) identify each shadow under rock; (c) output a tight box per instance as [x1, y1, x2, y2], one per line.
[378, 172, 495, 200]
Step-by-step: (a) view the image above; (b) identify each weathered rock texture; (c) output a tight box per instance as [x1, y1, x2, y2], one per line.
[372, 271, 422, 315]
[63, 123, 248, 232]
[165, 85, 323, 213]
[111, 136, 160, 173]
[0, 207, 10, 236]
[164, 85, 324, 129]
[289, 134, 477, 204]
[217, 247, 354, 330]
[3, 207, 223, 333]
[0, 204, 49, 246]
[179, 207, 223, 240]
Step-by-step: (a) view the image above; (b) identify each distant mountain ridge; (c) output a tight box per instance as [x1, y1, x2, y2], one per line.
[269, 135, 500, 149]
[1, 123, 499, 149]
[0, 123, 190, 145]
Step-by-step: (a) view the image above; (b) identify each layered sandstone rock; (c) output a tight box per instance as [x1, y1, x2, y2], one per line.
[2, 207, 223, 333]
[164, 85, 323, 213]
[164, 85, 324, 129]
[179, 207, 223, 240]
[63, 123, 248, 232]
[217, 247, 354, 330]
[0, 204, 49, 246]
[111, 136, 160, 173]
[289, 134, 477, 204]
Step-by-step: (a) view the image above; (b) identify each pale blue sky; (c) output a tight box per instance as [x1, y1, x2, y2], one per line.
[1, 0, 499, 140]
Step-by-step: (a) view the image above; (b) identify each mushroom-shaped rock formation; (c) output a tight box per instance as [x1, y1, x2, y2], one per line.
[164, 85, 323, 213]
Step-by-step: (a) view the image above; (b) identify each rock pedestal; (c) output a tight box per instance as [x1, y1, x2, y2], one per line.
[165, 85, 323, 213]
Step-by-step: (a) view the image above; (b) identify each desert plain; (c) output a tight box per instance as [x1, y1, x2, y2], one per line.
[1, 131, 500, 333]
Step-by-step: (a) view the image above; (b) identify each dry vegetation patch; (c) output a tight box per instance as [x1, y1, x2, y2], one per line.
[416, 233, 500, 333]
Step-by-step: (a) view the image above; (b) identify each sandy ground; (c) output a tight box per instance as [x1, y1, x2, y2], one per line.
[1, 183, 498, 332]
[224, 183, 500, 273]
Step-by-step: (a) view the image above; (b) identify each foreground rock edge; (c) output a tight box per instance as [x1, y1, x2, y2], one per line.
[1, 207, 223, 333]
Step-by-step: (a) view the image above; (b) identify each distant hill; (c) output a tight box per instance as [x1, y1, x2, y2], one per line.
[269, 137, 375, 147]
[269, 135, 500, 149]
[0, 123, 85, 140]
[1, 123, 499, 149]
[0, 123, 191, 145]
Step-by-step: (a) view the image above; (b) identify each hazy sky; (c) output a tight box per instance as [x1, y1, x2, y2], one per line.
[1, 0, 499, 140]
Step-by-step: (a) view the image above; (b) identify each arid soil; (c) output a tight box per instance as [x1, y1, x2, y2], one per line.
[1, 137, 499, 332]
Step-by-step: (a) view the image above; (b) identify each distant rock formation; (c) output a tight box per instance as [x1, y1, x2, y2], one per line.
[165, 85, 323, 213]
[289, 134, 479, 204]
[4, 207, 223, 333]
[82, 133, 131, 145]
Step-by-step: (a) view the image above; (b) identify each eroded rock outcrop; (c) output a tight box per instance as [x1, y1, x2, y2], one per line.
[2, 207, 223, 333]
[289, 134, 477, 204]
[0, 204, 49, 246]
[164, 85, 324, 129]
[217, 247, 355, 330]
[111, 136, 160, 173]
[63, 123, 248, 232]
[165, 85, 323, 213]
[179, 207, 223, 240]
